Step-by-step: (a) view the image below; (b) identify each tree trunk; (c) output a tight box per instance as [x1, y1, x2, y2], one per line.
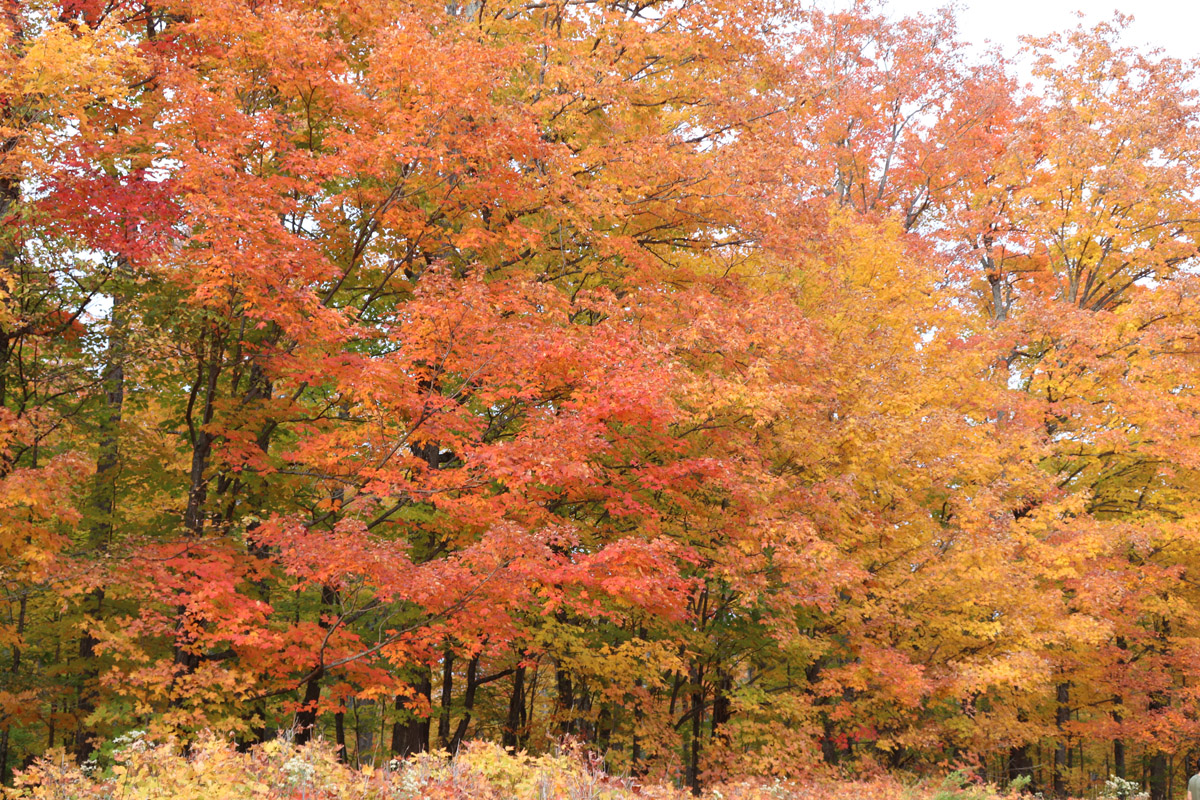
[334, 710, 346, 762]
[686, 673, 704, 796]
[448, 656, 479, 753]
[293, 584, 338, 746]
[0, 595, 26, 785]
[712, 670, 732, 735]
[1009, 744, 1035, 789]
[437, 647, 454, 748]
[502, 664, 527, 750]
[183, 331, 223, 535]
[391, 668, 431, 757]
[1149, 622, 1170, 800]
[1113, 706, 1126, 780]
[1151, 750, 1168, 800]
[293, 665, 325, 746]
[75, 271, 127, 761]
[555, 661, 574, 736]
[1054, 682, 1070, 797]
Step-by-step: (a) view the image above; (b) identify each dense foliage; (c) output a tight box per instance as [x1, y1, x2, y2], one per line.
[8, 734, 1016, 800]
[4, 734, 1027, 800]
[4, 0, 1200, 797]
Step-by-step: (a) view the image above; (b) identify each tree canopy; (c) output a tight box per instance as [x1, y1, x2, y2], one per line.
[3, 1, 1200, 797]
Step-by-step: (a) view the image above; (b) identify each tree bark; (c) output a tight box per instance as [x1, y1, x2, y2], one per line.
[555, 661, 574, 736]
[75, 268, 127, 762]
[1009, 744, 1035, 789]
[437, 647, 454, 748]
[502, 664, 526, 750]
[334, 710, 346, 762]
[1054, 682, 1070, 797]
[448, 656, 479, 753]
[686, 671, 704, 796]
[1113, 706, 1126, 780]
[391, 667, 431, 757]
[293, 584, 338, 746]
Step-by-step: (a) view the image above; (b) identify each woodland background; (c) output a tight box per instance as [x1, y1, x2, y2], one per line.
[3, 0, 1200, 796]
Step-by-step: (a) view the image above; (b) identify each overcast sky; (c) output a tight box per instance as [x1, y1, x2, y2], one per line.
[875, 0, 1200, 62]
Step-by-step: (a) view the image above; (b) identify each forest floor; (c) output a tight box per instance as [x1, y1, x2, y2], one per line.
[3, 733, 1023, 800]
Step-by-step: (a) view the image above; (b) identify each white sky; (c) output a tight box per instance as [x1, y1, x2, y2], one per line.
[879, 0, 1200, 61]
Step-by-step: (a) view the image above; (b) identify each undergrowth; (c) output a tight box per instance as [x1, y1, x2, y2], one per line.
[5, 733, 1024, 800]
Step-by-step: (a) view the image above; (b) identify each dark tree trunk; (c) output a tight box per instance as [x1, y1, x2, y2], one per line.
[1113, 637, 1129, 779]
[75, 278, 127, 761]
[1054, 682, 1070, 797]
[437, 647, 454, 748]
[391, 668, 432, 757]
[596, 705, 613, 753]
[632, 675, 646, 777]
[1150, 750, 1168, 800]
[820, 714, 840, 766]
[502, 664, 527, 749]
[170, 334, 226, 701]
[712, 671, 732, 734]
[293, 666, 325, 746]
[686, 674, 704, 796]
[1113, 703, 1126, 780]
[1149, 689, 1169, 800]
[0, 595, 26, 785]
[183, 336, 222, 535]
[335, 710, 346, 762]
[556, 661, 574, 736]
[293, 584, 338, 746]
[448, 656, 479, 753]
[1149, 623, 1170, 800]
[1009, 744, 1036, 789]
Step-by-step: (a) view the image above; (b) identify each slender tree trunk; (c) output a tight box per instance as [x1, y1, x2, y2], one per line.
[1054, 682, 1070, 797]
[1114, 706, 1126, 780]
[183, 344, 222, 535]
[631, 674, 646, 777]
[75, 270, 127, 761]
[686, 671, 704, 796]
[170, 335, 226, 700]
[1149, 621, 1170, 800]
[0, 726, 8, 789]
[1113, 635, 1129, 780]
[352, 697, 374, 767]
[596, 705, 613, 753]
[0, 130, 20, 411]
[0, 595, 26, 785]
[437, 647, 454, 748]
[819, 713, 840, 766]
[525, 659, 539, 744]
[712, 670, 731, 735]
[293, 584, 338, 746]
[448, 656, 479, 753]
[577, 678, 594, 741]
[0, 105, 21, 789]
[1149, 688, 1170, 800]
[293, 665, 325, 745]
[502, 664, 526, 749]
